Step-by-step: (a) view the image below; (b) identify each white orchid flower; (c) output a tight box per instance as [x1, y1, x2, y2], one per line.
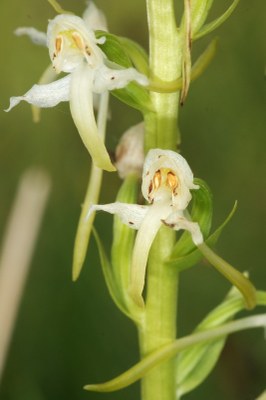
[88, 149, 203, 306]
[6, 3, 148, 171]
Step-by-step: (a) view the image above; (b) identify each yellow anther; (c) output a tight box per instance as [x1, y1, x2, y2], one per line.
[153, 170, 161, 190]
[72, 32, 85, 51]
[167, 171, 178, 190]
[55, 36, 63, 54]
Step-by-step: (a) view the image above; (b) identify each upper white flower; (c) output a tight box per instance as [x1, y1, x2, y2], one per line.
[88, 149, 203, 306]
[6, 2, 149, 171]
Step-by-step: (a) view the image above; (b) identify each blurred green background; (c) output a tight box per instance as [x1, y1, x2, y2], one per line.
[0, 0, 265, 399]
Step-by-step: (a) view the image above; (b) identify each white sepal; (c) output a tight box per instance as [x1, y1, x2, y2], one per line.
[87, 202, 148, 229]
[15, 27, 47, 46]
[5, 75, 71, 112]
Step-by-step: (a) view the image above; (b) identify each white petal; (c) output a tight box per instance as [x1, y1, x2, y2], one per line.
[82, 1, 108, 31]
[93, 64, 149, 94]
[15, 27, 47, 46]
[162, 211, 203, 245]
[87, 202, 148, 229]
[142, 149, 198, 210]
[129, 202, 172, 307]
[69, 64, 115, 171]
[5, 75, 71, 112]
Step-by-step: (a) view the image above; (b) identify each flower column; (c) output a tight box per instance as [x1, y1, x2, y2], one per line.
[139, 1, 182, 400]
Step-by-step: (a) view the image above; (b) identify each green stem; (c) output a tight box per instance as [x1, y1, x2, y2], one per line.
[145, 0, 181, 151]
[139, 1, 183, 399]
[139, 227, 178, 400]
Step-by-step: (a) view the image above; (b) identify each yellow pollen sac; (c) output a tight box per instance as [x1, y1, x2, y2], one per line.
[55, 36, 63, 54]
[150, 168, 178, 193]
[72, 31, 85, 51]
[167, 171, 178, 190]
[153, 170, 161, 190]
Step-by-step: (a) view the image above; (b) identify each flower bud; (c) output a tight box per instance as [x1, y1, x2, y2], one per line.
[115, 122, 145, 179]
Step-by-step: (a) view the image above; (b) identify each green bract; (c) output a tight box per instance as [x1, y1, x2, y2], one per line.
[176, 287, 247, 397]
[92, 175, 144, 322]
[111, 174, 140, 318]
[96, 31, 152, 113]
[170, 178, 213, 258]
[188, 0, 213, 37]
[166, 201, 237, 272]
[84, 290, 266, 393]
[194, 0, 240, 40]
[167, 181, 237, 271]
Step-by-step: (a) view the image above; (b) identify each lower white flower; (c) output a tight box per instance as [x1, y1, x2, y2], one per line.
[88, 149, 203, 306]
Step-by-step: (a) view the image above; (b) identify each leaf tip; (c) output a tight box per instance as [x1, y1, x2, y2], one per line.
[72, 259, 83, 281]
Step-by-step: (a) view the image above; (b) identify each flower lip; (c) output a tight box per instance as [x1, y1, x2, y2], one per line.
[142, 149, 198, 210]
[47, 14, 104, 73]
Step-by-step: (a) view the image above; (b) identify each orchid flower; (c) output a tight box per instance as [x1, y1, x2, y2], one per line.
[5, 2, 149, 171]
[88, 148, 256, 309]
[88, 149, 203, 306]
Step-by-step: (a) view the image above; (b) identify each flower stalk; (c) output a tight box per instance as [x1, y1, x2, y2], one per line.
[144, 0, 181, 151]
[139, 1, 183, 399]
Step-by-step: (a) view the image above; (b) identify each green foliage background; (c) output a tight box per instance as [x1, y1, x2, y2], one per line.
[0, 0, 265, 399]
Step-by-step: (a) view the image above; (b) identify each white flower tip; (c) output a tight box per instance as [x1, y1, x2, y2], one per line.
[4, 97, 21, 112]
[115, 122, 145, 179]
[14, 27, 24, 36]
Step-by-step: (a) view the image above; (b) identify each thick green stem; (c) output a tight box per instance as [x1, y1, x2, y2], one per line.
[139, 227, 178, 400]
[139, 1, 183, 399]
[145, 0, 181, 151]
